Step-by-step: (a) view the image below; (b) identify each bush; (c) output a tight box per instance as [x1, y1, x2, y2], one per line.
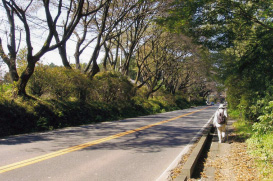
[247, 133, 273, 179]
[237, 92, 256, 121]
[234, 118, 273, 179]
[175, 96, 191, 109]
[27, 65, 48, 96]
[28, 66, 92, 101]
[1, 66, 206, 137]
[252, 101, 273, 135]
[0, 95, 119, 137]
[232, 87, 273, 180]
[0, 83, 13, 93]
[152, 91, 177, 109]
[0, 97, 37, 137]
[91, 71, 135, 106]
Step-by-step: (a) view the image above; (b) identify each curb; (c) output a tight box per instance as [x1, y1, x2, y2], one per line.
[203, 120, 235, 180]
[174, 120, 214, 180]
[201, 128, 219, 180]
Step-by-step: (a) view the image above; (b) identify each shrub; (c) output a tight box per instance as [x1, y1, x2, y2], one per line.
[0, 97, 37, 137]
[247, 133, 273, 179]
[28, 66, 92, 101]
[0, 83, 13, 94]
[1, 67, 205, 137]
[27, 65, 48, 96]
[91, 71, 135, 106]
[152, 90, 177, 109]
[175, 95, 191, 109]
[252, 101, 273, 135]
[237, 92, 256, 121]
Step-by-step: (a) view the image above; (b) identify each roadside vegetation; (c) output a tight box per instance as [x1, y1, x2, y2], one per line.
[0, 1, 215, 137]
[230, 100, 273, 180]
[0, 64, 206, 137]
[1, 0, 272, 179]
[159, 0, 273, 179]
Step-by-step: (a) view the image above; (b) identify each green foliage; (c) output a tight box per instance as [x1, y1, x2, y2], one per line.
[247, 133, 273, 180]
[0, 63, 206, 138]
[0, 88, 199, 138]
[175, 95, 190, 109]
[0, 83, 13, 93]
[252, 101, 273, 135]
[233, 118, 273, 179]
[237, 93, 256, 121]
[232, 96, 273, 180]
[233, 120, 254, 139]
[228, 109, 240, 120]
[16, 47, 28, 75]
[28, 66, 92, 101]
[92, 71, 135, 106]
[0, 96, 37, 136]
[27, 65, 48, 96]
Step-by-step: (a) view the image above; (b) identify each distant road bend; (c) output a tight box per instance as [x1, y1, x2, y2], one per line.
[0, 106, 217, 181]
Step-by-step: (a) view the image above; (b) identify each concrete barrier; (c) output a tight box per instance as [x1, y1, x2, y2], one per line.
[174, 121, 214, 180]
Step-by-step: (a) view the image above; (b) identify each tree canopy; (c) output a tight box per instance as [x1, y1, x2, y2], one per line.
[0, 0, 215, 100]
[158, 0, 273, 111]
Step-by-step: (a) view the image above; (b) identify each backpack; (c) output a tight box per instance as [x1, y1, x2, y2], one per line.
[217, 108, 226, 124]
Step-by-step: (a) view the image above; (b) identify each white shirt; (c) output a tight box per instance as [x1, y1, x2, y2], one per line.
[213, 108, 228, 127]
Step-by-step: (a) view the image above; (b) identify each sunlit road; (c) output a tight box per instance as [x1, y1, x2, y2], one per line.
[0, 106, 217, 181]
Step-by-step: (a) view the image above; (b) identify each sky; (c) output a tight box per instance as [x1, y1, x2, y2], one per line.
[0, 1, 104, 78]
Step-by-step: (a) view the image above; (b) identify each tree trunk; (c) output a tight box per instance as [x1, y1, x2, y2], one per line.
[146, 89, 152, 99]
[58, 44, 71, 69]
[0, 39, 19, 82]
[74, 51, 81, 70]
[122, 39, 136, 76]
[16, 60, 36, 96]
[7, 58, 19, 82]
[84, 2, 109, 75]
[102, 42, 110, 71]
[89, 61, 100, 77]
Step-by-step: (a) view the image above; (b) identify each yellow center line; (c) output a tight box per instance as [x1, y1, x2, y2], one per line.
[0, 107, 210, 174]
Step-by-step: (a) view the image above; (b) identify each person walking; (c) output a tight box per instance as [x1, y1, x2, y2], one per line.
[213, 104, 228, 143]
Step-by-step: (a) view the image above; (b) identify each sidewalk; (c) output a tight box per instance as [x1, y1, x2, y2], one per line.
[199, 119, 258, 181]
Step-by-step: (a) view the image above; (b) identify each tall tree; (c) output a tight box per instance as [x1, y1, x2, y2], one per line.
[158, 0, 273, 106]
[0, 0, 19, 82]
[0, 0, 101, 96]
[54, 0, 107, 69]
[83, 0, 140, 77]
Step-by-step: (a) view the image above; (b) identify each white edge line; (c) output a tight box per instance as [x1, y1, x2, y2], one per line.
[156, 114, 215, 181]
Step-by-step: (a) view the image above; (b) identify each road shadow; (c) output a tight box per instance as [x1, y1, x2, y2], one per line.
[79, 125, 203, 153]
[0, 108, 216, 155]
[0, 134, 53, 145]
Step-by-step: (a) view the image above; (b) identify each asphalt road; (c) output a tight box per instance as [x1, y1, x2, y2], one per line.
[0, 105, 218, 181]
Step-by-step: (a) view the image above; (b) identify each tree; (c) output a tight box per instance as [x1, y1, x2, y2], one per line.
[73, 2, 97, 70]
[0, 0, 103, 96]
[158, 0, 273, 106]
[0, 0, 19, 82]
[80, 0, 164, 77]
[135, 31, 183, 98]
[83, 0, 141, 77]
[54, 0, 107, 69]
[119, 1, 155, 75]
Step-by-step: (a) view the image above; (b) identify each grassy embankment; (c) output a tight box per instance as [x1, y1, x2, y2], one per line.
[0, 67, 205, 138]
[229, 109, 273, 180]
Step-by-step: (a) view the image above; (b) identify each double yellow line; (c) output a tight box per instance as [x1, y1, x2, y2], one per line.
[0, 107, 209, 174]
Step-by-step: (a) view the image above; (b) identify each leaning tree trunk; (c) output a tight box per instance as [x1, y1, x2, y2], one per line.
[58, 44, 72, 69]
[89, 60, 100, 77]
[16, 59, 36, 96]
